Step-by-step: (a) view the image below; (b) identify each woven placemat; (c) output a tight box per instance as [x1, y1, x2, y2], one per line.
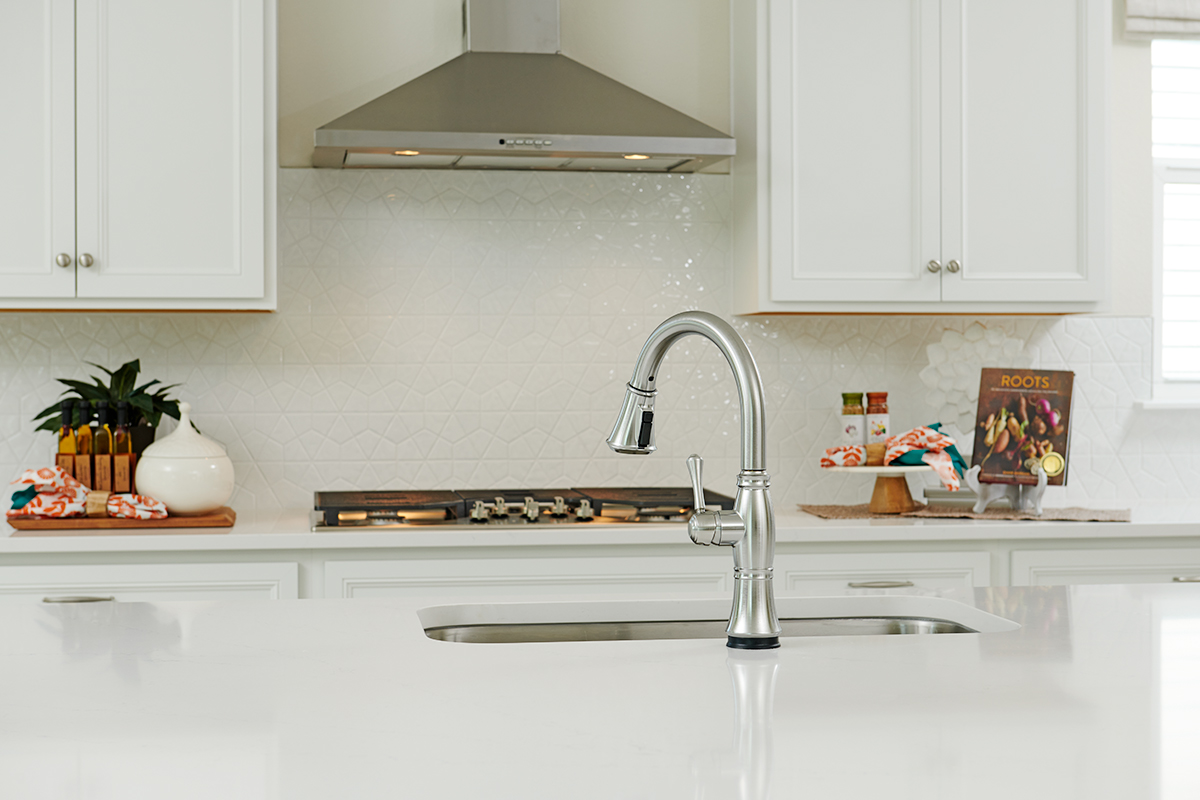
[799, 503, 1131, 522]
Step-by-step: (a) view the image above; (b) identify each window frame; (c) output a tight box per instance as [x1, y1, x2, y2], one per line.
[1153, 160, 1200, 402]
[1149, 37, 1200, 406]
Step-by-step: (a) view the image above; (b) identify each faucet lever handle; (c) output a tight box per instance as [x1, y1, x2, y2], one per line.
[686, 454, 706, 512]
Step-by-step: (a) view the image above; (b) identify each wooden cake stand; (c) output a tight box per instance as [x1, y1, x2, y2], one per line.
[822, 465, 932, 514]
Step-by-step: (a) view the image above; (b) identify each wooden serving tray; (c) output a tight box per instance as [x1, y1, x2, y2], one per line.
[7, 507, 235, 536]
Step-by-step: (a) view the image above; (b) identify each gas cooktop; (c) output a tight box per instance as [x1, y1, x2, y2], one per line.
[311, 487, 735, 530]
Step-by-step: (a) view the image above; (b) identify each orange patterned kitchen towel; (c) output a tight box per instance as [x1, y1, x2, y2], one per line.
[820, 445, 865, 468]
[822, 426, 961, 491]
[884, 426, 961, 491]
[8, 466, 167, 520]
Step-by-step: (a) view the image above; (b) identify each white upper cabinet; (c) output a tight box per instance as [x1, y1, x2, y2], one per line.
[732, 0, 1108, 314]
[0, 0, 75, 300]
[1, 0, 276, 310]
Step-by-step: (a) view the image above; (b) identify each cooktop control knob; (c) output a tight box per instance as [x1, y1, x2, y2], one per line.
[491, 497, 509, 518]
[575, 499, 594, 521]
[469, 500, 490, 522]
[522, 497, 540, 522]
[549, 496, 568, 517]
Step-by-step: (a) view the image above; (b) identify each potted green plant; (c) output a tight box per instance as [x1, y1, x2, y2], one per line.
[32, 359, 187, 454]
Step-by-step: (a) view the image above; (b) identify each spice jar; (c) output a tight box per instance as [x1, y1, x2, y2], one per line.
[840, 393, 866, 446]
[866, 392, 890, 444]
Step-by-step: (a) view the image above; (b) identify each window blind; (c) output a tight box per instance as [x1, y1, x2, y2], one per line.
[1129, 0, 1200, 38]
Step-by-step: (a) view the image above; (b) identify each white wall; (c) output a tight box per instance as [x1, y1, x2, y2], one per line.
[277, 0, 731, 168]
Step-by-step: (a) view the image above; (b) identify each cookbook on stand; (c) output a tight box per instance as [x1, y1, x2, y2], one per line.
[970, 368, 1074, 486]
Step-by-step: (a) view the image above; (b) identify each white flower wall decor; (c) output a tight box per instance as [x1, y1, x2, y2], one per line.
[918, 322, 1031, 455]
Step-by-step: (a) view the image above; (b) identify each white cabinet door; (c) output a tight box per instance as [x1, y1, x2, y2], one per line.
[74, 0, 268, 302]
[766, 0, 941, 303]
[324, 556, 732, 599]
[939, 0, 1106, 304]
[735, 0, 1106, 313]
[0, 0, 75, 298]
[774, 551, 991, 595]
[1012, 549, 1200, 586]
[0, 562, 298, 602]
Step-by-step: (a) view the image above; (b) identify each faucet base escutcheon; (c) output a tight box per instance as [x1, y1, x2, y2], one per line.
[727, 635, 780, 650]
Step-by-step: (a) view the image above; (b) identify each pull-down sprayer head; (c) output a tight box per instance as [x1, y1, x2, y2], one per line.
[607, 385, 656, 455]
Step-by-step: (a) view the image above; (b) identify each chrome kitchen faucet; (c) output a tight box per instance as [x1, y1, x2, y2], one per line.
[607, 311, 781, 649]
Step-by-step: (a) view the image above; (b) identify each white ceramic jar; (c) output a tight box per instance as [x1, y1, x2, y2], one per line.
[134, 402, 234, 515]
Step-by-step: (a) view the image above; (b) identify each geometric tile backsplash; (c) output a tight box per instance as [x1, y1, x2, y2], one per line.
[0, 169, 1178, 512]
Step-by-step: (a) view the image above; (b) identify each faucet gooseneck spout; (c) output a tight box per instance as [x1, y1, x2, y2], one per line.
[607, 311, 781, 649]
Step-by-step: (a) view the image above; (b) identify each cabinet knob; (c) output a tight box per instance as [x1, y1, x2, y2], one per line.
[946, 259, 961, 273]
[55, 253, 72, 268]
[78, 253, 95, 268]
[926, 260, 942, 273]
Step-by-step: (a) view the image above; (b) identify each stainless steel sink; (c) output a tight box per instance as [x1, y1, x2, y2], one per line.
[425, 616, 975, 643]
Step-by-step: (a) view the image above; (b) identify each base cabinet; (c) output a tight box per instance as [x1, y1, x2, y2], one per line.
[0, 562, 298, 602]
[323, 556, 733, 599]
[1011, 549, 1200, 587]
[7, 540, 1200, 603]
[324, 550, 992, 600]
[775, 551, 990, 595]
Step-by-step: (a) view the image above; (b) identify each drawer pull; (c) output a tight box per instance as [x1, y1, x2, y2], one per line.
[847, 580, 915, 589]
[1172, 577, 1200, 583]
[42, 596, 115, 603]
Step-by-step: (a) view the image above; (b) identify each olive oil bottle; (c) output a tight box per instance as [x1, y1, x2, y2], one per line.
[55, 399, 77, 476]
[56, 399, 77, 454]
[93, 401, 114, 491]
[74, 400, 93, 487]
[112, 401, 134, 492]
[93, 401, 113, 455]
[74, 401, 93, 456]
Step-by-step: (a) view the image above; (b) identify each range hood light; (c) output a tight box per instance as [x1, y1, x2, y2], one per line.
[623, 154, 650, 160]
[394, 150, 420, 156]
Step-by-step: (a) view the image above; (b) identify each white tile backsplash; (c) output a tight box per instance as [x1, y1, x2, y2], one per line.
[0, 169, 1173, 511]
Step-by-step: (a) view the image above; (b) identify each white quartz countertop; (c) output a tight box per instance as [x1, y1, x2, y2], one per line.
[2, 583, 1197, 799]
[0, 503, 1197, 554]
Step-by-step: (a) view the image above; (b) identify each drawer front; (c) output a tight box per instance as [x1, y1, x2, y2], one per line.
[774, 552, 991, 595]
[0, 563, 298, 602]
[1012, 549, 1200, 586]
[324, 555, 732, 599]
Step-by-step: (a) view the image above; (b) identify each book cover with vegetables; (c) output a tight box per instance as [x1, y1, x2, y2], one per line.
[971, 368, 1074, 486]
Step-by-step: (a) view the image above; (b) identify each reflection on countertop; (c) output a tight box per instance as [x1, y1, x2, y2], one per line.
[0, 584, 1195, 797]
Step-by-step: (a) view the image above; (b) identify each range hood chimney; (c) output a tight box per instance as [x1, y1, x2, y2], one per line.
[313, 0, 734, 172]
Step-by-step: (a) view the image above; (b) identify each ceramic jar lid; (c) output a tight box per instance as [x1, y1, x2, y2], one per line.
[140, 402, 228, 459]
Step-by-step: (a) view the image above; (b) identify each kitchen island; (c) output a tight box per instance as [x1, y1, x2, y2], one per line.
[0, 583, 1196, 798]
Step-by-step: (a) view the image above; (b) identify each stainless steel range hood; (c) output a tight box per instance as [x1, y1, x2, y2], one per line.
[313, 0, 734, 172]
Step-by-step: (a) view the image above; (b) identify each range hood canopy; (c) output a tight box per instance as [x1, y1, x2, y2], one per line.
[313, 0, 735, 172]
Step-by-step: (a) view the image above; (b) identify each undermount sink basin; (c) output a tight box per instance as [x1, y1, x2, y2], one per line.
[426, 616, 973, 643]
[419, 594, 1019, 644]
